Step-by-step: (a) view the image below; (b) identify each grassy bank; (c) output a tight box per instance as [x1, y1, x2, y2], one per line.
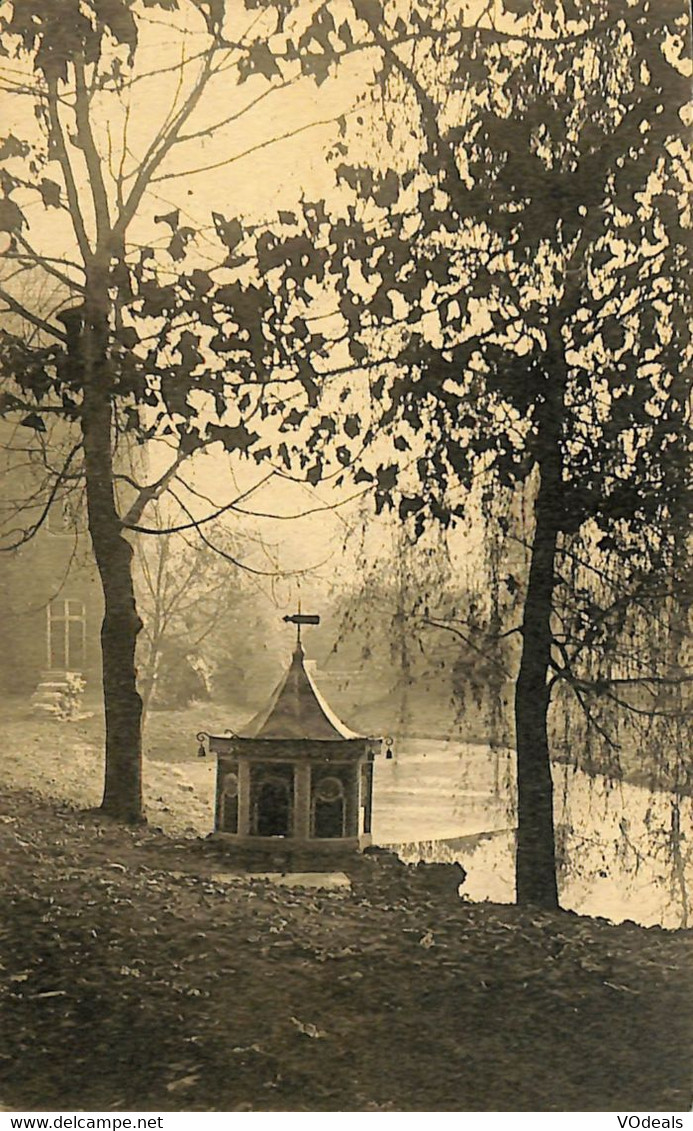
[1, 788, 691, 1113]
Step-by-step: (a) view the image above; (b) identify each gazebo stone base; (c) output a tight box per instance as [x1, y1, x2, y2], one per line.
[211, 832, 372, 872]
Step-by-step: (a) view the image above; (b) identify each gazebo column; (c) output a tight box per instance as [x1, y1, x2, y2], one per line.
[362, 761, 374, 834]
[346, 765, 360, 837]
[293, 761, 311, 841]
[238, 760, 251, 836]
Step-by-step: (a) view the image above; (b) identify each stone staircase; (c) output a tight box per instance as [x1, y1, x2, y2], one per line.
[31, 670, 86, 718]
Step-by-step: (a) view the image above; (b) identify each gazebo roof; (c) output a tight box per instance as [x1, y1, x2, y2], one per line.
[238, 644, 362, 741]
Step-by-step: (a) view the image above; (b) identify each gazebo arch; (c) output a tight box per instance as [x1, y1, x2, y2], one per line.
[312, 775, 346, 838]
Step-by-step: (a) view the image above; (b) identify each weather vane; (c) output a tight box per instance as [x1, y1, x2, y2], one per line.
[282, 610, 320, 647]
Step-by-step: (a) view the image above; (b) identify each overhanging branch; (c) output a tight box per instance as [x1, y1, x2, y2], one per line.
[0, 288, 68, 342]
[0, 442, 82, 552]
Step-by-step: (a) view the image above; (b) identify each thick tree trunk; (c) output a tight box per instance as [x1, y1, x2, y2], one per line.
[514, 379, 563, 908]
[79, 297, 144, 823]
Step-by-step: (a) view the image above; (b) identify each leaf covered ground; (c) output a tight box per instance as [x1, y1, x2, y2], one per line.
[1, 789, 692, 1113]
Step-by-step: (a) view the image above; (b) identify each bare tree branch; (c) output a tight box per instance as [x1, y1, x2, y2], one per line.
[119, 446, 192, 528]
[8, 236, 85, 292]
[0, 442, 82, 551]
[113, 34, 226, 243]
[74, 56, 112, 247]
[168, 486, 332, 578]
[46, 76, 93, 263]
[0, 287, 68, 342]
[151, 112, 356, 183]
[122, 470, 275, 534]
[420, 616, 513, 679]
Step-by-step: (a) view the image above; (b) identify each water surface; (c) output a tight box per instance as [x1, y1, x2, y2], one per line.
[372, 740, 691, 929]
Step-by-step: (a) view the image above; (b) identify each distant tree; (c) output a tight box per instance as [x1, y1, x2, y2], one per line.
[134, 506, 288, 722]
[134, 513, 224, 723]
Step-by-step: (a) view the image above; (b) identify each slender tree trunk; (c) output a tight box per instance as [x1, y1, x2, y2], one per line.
[514, 371, 564, 909]
[137, 534, 171, 728]
[139, 632, 162, 728]
[79, 289, 144, 823]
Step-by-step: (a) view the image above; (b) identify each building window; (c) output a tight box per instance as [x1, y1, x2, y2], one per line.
[47, 598, 86, 671]
[312, 775, 346, 839]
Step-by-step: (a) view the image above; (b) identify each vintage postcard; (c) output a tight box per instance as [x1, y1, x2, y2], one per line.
[0, 0, 691, 1116]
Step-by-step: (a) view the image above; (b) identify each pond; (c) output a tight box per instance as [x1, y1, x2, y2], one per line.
[372, 739, 692, 929]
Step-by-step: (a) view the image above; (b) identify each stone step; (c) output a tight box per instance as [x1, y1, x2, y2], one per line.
[31, 672, 87, 718]
[38, 669, 84, 680]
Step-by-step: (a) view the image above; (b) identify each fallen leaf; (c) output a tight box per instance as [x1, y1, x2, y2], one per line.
[166, 1074, 199, 1093]
[290, 1016, 327, 1039]
[604, 981, 640, 994]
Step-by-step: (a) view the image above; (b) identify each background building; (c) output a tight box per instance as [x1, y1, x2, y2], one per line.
[0, 419, 102, 705]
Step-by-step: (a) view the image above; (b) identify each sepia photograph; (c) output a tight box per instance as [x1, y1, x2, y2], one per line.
[0, 0, 691, 1115]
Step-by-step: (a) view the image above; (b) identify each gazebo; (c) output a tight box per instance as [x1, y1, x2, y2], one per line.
[205, 615, 381, 866]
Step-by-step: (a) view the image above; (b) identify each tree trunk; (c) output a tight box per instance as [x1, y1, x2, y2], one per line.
[79, 296, 144, 823]
[139, 633, 162, 729]
[514, 379, 563, 909]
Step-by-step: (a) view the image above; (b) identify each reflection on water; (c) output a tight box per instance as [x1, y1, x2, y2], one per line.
[372, 740, 692, 929]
